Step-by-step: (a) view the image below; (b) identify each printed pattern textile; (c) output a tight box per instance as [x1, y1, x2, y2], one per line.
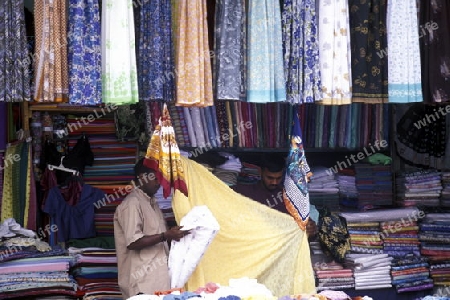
[138, 0, 174, 102]
[283, 109, 312, 230]
[172, 156, 316, 297]
[144, 104, 188, 199]
[101, 0, 139, 105]
[174, 0, 213, 107]
[317, 0, 352, 105]
[34, 0, 69, 102]
[68, 0, 102, 105]
[213, 0, 246, 101]
[0, 0, 31, 102]
[282, 0, 322, 104]
[246, 0, 286, 103]
[386, 0, 423, 103]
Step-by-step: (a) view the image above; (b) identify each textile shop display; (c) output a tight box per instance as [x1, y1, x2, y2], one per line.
[281, 0, 321, 104]
[33, 0, 69, 102]
[313, 260, 355, 291]
[67, 0, 102, 105]
[390, 255, 433, 293]
[344, 253, 393, 290]
[396, 169, 442, 207]
[172, 156, 316, 297]
[381, 220, 421, 258]
[346, 221, 383, 255]
[308, 166, 339, 211]
[101, 0, 139, 105]
[354, 163, 393, 210]
[317, 0, 352, 105]
[0, 0, 31, 102]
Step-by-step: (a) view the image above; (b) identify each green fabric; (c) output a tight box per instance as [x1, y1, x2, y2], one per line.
[366, 153, 392, 165]
[67, 236, 116, 249]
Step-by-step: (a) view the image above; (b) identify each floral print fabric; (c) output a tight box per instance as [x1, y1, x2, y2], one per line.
[0, 0, 31, 102]
[282, 0, 322, 104]
[68, 0, 102, 105]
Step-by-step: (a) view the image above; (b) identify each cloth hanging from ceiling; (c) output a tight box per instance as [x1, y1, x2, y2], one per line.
[173, 0, 213, 107]
[386, 0, 423, 103]
[418, 0, 450, 103]
[137, 0, 174, 102]
[281, 0, 322, 104]
[317, 0, 352, 105]
[246, 0, 286, 103]
[33, 0, 69, 103]
[172, 156, 316, 297]
[213, 0, 246, 101]
[0, 0, 31, 102]
[349, 0, 389, 103]
[68, 0, 102, 105]
[101, 0, 139, 105]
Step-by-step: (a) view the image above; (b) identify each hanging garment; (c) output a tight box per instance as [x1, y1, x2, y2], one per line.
[67, 0, 102, 105]
[172, 156, 316, 296]
[282, 0, 322, 104]
[138, 0, 174, 102]
[34, 0, 69, 102]
[246, 0, 286, 103]
[0, 0, 31, 102]
[317, 0, 352, 105]
[419, 0, 450, 103]
[349, 0, 389, 103]
[213, 0, 246, 101]
[101, 0, 139, 105]
[174, 0, 213, 107]
[386, 0, 423, 103]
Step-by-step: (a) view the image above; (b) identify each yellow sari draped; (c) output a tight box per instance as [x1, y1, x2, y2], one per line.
[172, 156, 316, 297]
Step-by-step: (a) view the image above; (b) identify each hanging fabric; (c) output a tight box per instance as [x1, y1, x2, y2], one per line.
[68, 0, 102, 105]
[418, 0, 450, 103]
[246, 0, 286, 103]
[138, 0, 174, 102]
[281, 0, 322, 104]
[317, 0, 352, 105]
[0, 0, 31, 102]
[349, 0, 389, 103]
[386, 0, 423, 103]
[174, 0, 213, 107]
[101, 0, 139, 105]
[34, 0, 69, 103]
[213, 0, 246, 101]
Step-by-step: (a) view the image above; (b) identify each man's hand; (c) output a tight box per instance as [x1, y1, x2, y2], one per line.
[306, 220, 318, 239]
[164, 226, 191, 242]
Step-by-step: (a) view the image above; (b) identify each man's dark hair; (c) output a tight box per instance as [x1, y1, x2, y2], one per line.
[134, 157, 156, 181]
[260, 153, 286, 173]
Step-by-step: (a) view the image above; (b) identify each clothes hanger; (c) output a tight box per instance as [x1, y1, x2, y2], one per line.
[47, 156, 79, 176]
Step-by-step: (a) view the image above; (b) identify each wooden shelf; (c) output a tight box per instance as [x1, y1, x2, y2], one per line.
[28, 103, 106, 113]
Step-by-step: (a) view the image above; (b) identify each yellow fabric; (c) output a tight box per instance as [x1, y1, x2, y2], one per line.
[172, 156, 316, 297]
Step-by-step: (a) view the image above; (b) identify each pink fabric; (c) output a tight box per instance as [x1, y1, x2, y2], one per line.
[0, 262, 69, 274]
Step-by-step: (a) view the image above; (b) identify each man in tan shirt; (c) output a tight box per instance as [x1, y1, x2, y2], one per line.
[114, 158, 190, 299]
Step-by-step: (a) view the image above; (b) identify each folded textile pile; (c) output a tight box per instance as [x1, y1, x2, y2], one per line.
[236, 162, 260, 185]
[212, 153, 242, 186]
[336, 171, 358, 210]
[313, 261, 354, 291]
[381, 220, 421, 257]
[346, 221, 383, 254]
[419, 213, 450, 259]
[344, 253, 393, 290]
[396, 170, 442, 207]
[390, 255, 432, 293]
[354, 164, 393, 210]
[309, 167, 340, 211]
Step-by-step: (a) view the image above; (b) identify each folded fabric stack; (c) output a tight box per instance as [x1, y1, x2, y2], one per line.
[346, 221, 383, 254]
[354, 163, 393, 210]
[308, 167, 340, 211]
[441, 172, 450, 207]
[381, 220, 421, 257]
[236, 162, 260, 185]
[336, 170, 358, 210]
[396, 170, 442, 207]
[419, 213, 450, 259]
[212, 153, 242, 186]
[429, 261, 450, 287]
[69, 246, 120, 300]
[390, 255, 433, 293]
[344, 253, 393, 290]
[313, 261, 354, 291]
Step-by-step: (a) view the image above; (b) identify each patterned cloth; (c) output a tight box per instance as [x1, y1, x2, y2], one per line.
[174, 0, 213, 107]
[246, 0, 286, 103]
[0, 0, 31, 102]
[68, 0, 102, 105]
[281, 0, 321, 104]
[386, 0, 423, 103]
[144, 103, 188, 199]
[101, 0, 139, 105]
[33, 0, 69, 102]
[283, 109, 312, 231]
[349, 0, 388, 103]
[317, 0, 352, 105]
[213, 0, 246, 101]
[138, 0, 174, 102]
